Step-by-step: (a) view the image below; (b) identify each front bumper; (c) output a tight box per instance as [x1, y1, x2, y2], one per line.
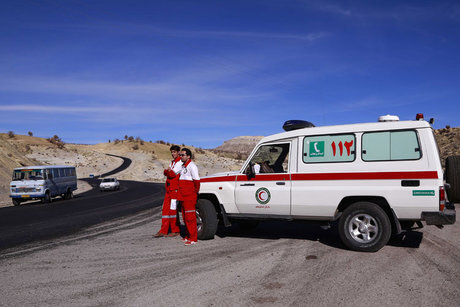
[10, 193, 45, 199]
[422, 207, 456, 225]
[100, 185, 117, 190]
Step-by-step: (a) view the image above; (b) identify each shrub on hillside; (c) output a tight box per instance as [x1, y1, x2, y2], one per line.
[132, 144, 139, 150]
[28, 131, 33, 136]
[7, 131, 15, 138]
[47, 135, 65, 149]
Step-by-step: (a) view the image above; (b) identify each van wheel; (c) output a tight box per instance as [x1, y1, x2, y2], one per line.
[42, 191, 52, 204]
[338, 202, 391, 252]
[446, 156, 460, 203]
[196, 199, 218, 240]
[12, 199, 21, 206]
[63, 189, 73, 200]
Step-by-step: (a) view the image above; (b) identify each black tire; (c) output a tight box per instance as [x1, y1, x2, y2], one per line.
[196, 199, 218, 240]
[63, 189, 73, 200]
[237, 220, 260, 231]
[338, 202, 391, 252]
[12, 199, 21, 206]
[42, 191, 52, 204]
[446, 156, 460, 203]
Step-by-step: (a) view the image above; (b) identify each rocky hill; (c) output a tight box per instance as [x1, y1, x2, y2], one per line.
[434, 127, 460, 167]
[212, 136, 263, 159]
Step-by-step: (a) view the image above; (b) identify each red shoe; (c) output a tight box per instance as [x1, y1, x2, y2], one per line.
[184, 240, 197, 246]
[153, 232, 166, 238]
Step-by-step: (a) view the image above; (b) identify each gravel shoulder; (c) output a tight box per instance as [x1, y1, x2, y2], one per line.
[1, 204, 458, 306]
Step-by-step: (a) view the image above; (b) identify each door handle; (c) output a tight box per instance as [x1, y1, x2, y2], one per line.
[276, 182, 285, 185]
[240, 183, 255, 186]
[401, 180, 420, 187]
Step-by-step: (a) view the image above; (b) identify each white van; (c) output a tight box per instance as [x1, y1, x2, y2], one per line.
[10, 165, 77, 206]
[195, 114, 457, 252]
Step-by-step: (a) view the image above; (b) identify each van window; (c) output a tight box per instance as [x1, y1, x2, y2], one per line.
[303, 134, 355, 163]
[362, 130, 421, 161]
[52, 169, 60, 178]
[12, 169, 44, 181]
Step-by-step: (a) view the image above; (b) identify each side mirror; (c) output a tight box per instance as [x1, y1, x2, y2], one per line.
[246, 162, 256, 179]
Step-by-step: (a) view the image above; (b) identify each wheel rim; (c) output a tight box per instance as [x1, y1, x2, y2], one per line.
[196, 209, 203, 232]
[348, 213, 379, 243]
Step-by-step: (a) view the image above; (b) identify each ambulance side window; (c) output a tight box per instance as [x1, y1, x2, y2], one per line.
[302, 134, 355, 163]
[362, 130, 421, 161]
[246, 143, 290, 173]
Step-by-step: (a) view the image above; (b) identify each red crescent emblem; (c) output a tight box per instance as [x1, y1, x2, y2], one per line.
[258, 191, 266, 201]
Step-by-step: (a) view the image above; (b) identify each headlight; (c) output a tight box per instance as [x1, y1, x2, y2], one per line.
[11, 188, 15, 193]
[36, 187, 41, 192]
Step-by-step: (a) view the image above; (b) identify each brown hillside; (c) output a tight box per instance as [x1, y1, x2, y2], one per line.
[434, 127, 460, 167]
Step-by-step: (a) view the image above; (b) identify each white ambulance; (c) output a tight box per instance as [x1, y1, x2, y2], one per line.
[196, 114, 457, 252]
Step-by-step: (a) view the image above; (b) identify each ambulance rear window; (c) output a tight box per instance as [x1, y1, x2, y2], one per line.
[362, 130, 421, 161]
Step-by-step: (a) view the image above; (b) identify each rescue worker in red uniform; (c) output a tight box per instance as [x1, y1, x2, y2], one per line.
[178, 148, 200, 246]
[154, 145, 183, 238]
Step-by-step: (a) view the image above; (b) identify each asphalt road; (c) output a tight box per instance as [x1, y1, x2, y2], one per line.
[0, 157, 458, 305]
[0, 154, 163, 251]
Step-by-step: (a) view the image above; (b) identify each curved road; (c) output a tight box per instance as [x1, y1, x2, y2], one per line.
[0, 154, 164, 251]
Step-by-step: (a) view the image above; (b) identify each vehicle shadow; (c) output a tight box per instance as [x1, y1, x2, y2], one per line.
[215, 220, 423, 251]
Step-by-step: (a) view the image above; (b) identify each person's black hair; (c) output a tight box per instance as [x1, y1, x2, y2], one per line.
[181, 148, 193, 159]
[170, 145, 180, 152]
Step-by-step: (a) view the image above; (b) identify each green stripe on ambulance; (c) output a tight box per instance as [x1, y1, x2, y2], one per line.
[413, 190, 435, 196]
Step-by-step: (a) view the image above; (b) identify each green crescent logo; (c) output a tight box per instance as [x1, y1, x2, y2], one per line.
[255, 187, 271, 205]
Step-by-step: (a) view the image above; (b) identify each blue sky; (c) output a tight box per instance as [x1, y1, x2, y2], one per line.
[1, 0, 459, 148]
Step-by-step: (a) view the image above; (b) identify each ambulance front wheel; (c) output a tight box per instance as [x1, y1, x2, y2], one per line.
[338, 202, 391, 252]
[196, 199, 218, 240]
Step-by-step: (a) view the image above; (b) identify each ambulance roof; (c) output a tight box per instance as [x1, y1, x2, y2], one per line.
[259, 120, 431, 145]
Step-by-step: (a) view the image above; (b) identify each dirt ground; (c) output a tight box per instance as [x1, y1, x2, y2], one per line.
[0, 204, 458, 306]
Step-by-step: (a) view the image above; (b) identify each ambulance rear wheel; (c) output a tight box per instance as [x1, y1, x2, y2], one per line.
[196, 199, 218, 240]
[338, 202, 391, 252]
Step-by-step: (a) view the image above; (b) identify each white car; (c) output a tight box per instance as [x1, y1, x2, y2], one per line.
[99, 178, 120, 191]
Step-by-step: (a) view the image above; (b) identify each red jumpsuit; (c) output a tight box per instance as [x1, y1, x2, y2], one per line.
[178, 159, 200, 242]
[158, 157, 182, 235]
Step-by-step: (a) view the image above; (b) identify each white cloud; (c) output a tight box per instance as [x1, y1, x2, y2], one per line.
[54, 22, 328, 42]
